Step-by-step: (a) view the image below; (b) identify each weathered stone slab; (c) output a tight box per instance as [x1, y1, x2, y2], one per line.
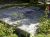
[0, 6, 44, 36]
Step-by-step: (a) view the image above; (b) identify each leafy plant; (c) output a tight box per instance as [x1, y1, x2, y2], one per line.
[38, 16, 50, 34]
[0, 23, 18, 37]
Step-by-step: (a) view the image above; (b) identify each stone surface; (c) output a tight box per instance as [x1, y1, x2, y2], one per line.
[0, 6, 44, 35]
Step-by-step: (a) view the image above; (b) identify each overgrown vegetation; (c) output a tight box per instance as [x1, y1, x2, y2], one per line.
[35, 14, 50, 37]
[0, 23, 18, 37]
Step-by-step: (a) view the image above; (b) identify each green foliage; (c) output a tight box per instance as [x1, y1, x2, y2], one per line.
[0, 23, 18, 37]
[38, 16, 50, 34]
